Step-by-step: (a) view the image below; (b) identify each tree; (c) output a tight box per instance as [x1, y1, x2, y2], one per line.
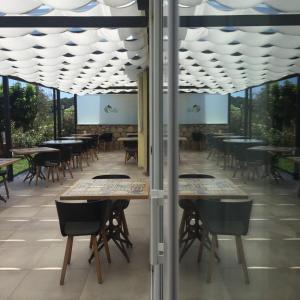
[10, 83, 38, 131]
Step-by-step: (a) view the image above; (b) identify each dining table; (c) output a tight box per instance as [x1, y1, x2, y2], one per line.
[248, 146, 295, 180]
[61, 136, 92, 140]
[10, 147, 59, 183]
[60, 178, 247, 201]
[42, 140, 83, 146]
[0, 158, 20, 202]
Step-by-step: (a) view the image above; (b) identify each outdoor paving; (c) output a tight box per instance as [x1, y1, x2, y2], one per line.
[0, 150, 299, 299]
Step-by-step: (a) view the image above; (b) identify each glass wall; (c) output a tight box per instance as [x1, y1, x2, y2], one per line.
[230, 90, 246, 134]
[177, 18, 300, 300]
[60, 92, 75, 136]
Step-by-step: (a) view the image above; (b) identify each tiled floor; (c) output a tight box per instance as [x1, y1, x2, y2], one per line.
[0, 150, 299, 300]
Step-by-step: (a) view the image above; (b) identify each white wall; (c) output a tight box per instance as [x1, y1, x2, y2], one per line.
[77, 95, 101, 124]
[78, 93, 228, 125]
[77, 94, 138, 125]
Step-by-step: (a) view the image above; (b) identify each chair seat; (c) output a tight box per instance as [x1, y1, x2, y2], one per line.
[179, 198, 197, 210]
[205, 220, 248, 236]
[112, 199, 129, 210]
[64, 221, 101, 236]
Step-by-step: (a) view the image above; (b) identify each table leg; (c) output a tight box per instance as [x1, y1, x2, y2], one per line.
[0, 194, 6, 202]
[23, 155, 45, 184]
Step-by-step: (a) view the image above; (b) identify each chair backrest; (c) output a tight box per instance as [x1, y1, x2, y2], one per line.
[179, 174, 215, 179]
[197, 199, 253, 236]
[100, 132, 113, 142]
[34, 151, 61, 165]
[123, 140, 138, 149]
[60, 146, 72, 162]
[55, 200, 111, 236]
[71, 143, 83, 154]
[127, 133, 138, 137]
[192, 132, 204, 141]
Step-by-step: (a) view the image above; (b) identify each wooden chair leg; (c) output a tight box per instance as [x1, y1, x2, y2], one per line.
[207, 234, 217, 283]
[91, 235, 103, 284]
[102, 231, 111, 264]
[35, 166, 40, 186]
[68, 236, 73, 265]
[2, 176, 9, 198]
[235, 235, 242, 264]
[56, 166, 60, 182]
[67, 162, 73, 178]
[60, 236, 73, 285]
[46, 167, 50, 187]
[236, 236, 250, 284]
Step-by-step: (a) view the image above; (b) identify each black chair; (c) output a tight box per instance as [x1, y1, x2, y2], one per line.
[71, 143, 85, 170]
[56, 200, 111, 285]
[192, 132, 205, 151]
[99, 133, 113, 151]
[0, 169, 9, 199]
[34, 151, 61, 186]
[197, 199, 253, 283]
[179, 174, 217, 261]
[89, 175, 132, 263]
[60, 146, 73, 179]
[246, 149, 271, 180]
[123, 140, 138, 164]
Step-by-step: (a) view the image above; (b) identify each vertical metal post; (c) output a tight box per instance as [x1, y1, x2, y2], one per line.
[53, 88, 57, 139]
[150, 0, 164, 299]
[56, 89, 62, 137]
[244, 89, 249, 137]
[228, 94, 231, 130]
[74, 94, 78, 133]
[3, 76, 13, 181]
[166, 0, 179, 299]
[294, 76, 300, 178]
[249, 88, 253, 138]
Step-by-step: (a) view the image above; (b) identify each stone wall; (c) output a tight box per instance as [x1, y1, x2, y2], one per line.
[77, 124, 228, 150]
[77, 124, 138, 150]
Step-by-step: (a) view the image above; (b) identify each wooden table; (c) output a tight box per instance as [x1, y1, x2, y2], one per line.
[72, 133, 94, 137]
[248, 146, 295, 154]
[60, 178, 247, 201]
[42, 140, 83, 146]
[178, 178, 248, 200]
[0, 158, 20, 168]
[117, 137, 188, 142]
[214, 135, 245, 140]
[0, 158, 20, 202]
[60, 179, 149, 200]
[11, 147, 59, 184]
[223, 139, 264, 144]
[62, 136, 92, 140]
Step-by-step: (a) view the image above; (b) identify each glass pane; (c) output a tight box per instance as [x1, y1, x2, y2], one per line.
[178, 6, 300, 298]
[60, 92, 75, 136]
[7, 80, 54, 175]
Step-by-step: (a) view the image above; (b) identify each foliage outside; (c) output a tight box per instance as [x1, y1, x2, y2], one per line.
[230, 79, 297, 146]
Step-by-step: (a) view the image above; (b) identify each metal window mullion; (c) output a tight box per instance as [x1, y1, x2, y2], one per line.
[166, 1, 179, 300]
[3, 76, 13, 181]
[150, 0, 164, 300]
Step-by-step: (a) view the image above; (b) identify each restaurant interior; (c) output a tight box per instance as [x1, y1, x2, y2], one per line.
[0, 1, 300, 300]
